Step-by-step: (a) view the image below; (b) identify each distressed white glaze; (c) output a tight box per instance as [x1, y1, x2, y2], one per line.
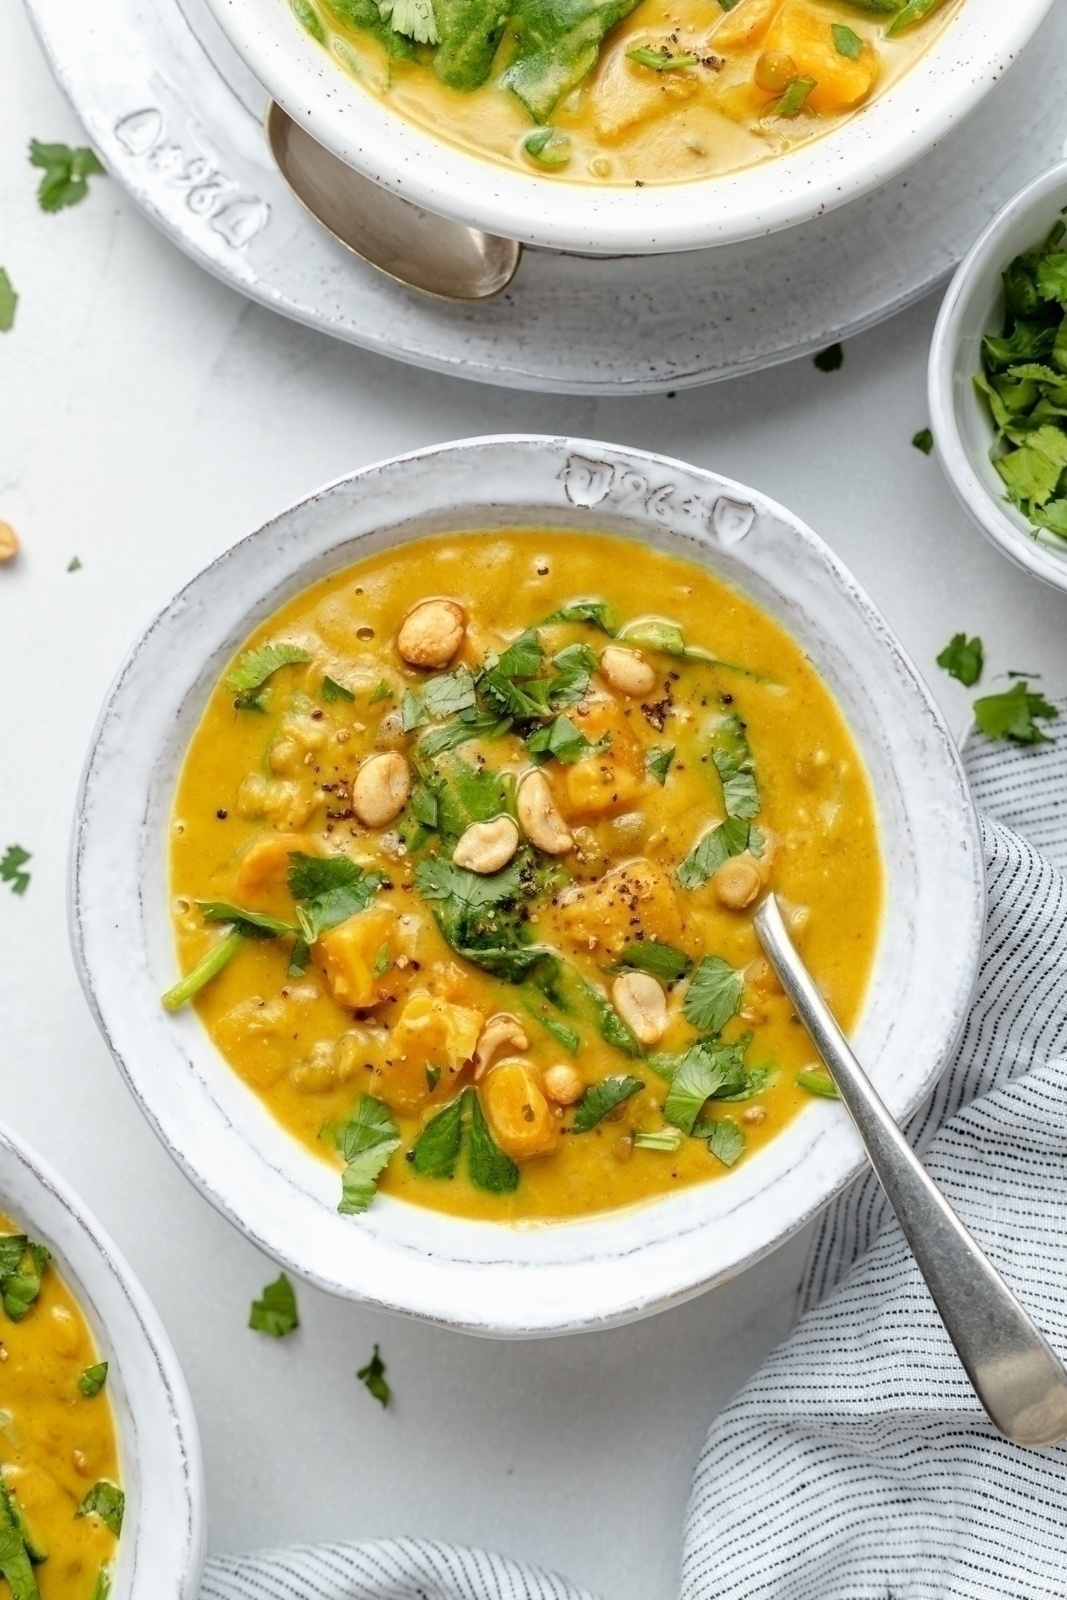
[199, 0, 1053, 254]
[930, 158, 1067, 595]
[70, 436, 985, 1337]
[24, 0, 1067, 392]
[0, 1122, 205, 1598]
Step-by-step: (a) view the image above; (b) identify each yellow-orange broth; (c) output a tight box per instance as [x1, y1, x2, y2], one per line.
[290, 0, 965, 186]
[0, 1213, 122, 1600]
[168, 530, 882, 1222]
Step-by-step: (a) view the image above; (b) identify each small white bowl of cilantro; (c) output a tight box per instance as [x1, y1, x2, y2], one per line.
[931, 159, 1067, 593]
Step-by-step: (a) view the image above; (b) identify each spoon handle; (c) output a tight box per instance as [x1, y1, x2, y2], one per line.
[754, 893, 1067, 1449]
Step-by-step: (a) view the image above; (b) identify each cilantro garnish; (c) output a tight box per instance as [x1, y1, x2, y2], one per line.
[78, 1362, 109, 1397]
[657, 1037, 755, 1133]
[614, 941, 691, 983]
[0, 1235, 51, 1322]
[973, 681, 1058, 745]
[29, 139, 105, 211]
[633, 1127, 683, 1152]
[683, 955, 743, 1034]
[402, 667, 477, 729]
[357, 1345, 391, 1407]
[249, 1272, 299, 1337]
[831, 22, 862, 57]
[335, 1096, 401, 1214]
[414, 854, 551, 982]
[645, 746, 675, 785]
[626, 46, 698, 69]
[321, 674, 355, 703]
[710, 711, 759, 820]
[572, 1074, 644, 1132]
[814, 343, 843, 372]
[527, 714, 598, 764]
[775, 75, 815, 117]
[495, 629, 544, 678]
[0, 1478, 39, 1599]
[77, 1482, 124, 1538]
[369, 680, 393, 704]
[199, 902, 298, 939]
[912, 427, 934, 455]
[702, 1117, 745, 1168]
[288, 852, 384, 945]
[936, 633, 983, 687]
[67, 555, 82, 572]
[224, 642, 310, 711]
[0, 269, 16, 334]
[676, 816, 751, 889]
[1, 845, 31, 896]
[539, 599, 617, 634]
[797, 1065, 838, 1098]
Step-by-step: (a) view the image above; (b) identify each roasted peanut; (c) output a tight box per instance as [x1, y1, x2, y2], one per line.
[742, 1104, 767, 1125]
[754, 49, 797, 92]
[611, 971, 668, 1046]
[396, 598, 466, 668]
[600, 645, 656, 697]
[453, 815, 520, 874]
[517, 770, 573, 855]
[352, 752, 410, 827]
[543, 1063, 584, 1105]
[712, 854, 763, 910]
[473, 1013, 529, 1078]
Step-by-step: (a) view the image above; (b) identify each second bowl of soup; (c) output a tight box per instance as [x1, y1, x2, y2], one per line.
[72, 436, 983, 1334]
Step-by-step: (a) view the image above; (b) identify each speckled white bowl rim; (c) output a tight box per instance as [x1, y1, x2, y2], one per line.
[930, 156, 1067, 594]
[70, 435, 985, 1337]
[0, 1121, 205, 1597]
[199, 0, 1053, 255]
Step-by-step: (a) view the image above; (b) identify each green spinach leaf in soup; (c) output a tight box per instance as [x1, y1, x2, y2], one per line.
[501, 0, 643, 122]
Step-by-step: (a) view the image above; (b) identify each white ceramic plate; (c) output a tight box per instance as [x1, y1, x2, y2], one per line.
[930, 158, 1067, 594]
[0, 1121, 205, 1599]
[70, 436, 985, 1336]
[25, 0, 1067, 393]
[202, 0, 1052, 255]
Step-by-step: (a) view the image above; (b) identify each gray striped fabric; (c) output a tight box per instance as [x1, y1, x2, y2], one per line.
[204, 715, 1067, 1600]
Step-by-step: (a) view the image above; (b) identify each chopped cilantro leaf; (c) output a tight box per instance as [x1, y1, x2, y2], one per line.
[797, 1065, 839, 1098]
[703, 1117, 745, 1167]
[335, 1096, 401, 1214]
[357, 1344, 391, 1406]
[676, 816, 750, 889]
[831, 22, 862, 57]
[29, 139, 105, 211]
[1, 845, 31, 896]
[198, 901, 298, 939]
[646, 746, 675, 785]
[912, 427, 935, 455]
[373, 942, 392, 978]
[814, 343, 843, 372]
[539, 598, 617, 634]
[288, 853, 384, 944]
[419, 710, 509, 757]
[468, 1090, 519, 1192]
[626, 46, 697, 68]
[249, 1273, 299, 1337]
[973, 681, 1058, 745]
[67, 555, 82, 572]
[321, 675, 355, 702]
[710, 711, 759, 820]
[0, 269, 16, 334]
[412, 1095, 465, 1178]
[369, 680, 393, 704]
[495, 629, 544, 678]
[76, 1482, 124, 1538]
[0, 1236, 50, 1321]
[936, 633, 983, 687]
[78, 1362, 109, 1397]
[663, 1045, 730, 1134]
[615, 941, 691, 982]
[683, 955, 743, 1033]
[633, 1127, 683, 1151]
[616, 616, 687, 657]
[527, 714, 597, 764]
[224, 642, 310, 709]
[572, 1074, 644, 1131]
[775, 76, 815, 117]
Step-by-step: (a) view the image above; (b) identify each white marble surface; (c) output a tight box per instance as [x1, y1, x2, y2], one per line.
[3, 6, 1067, 1597]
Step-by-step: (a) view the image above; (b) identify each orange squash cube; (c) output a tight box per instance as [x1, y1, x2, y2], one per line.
[318, 906, 396, 1010]
[763, 1, 879, 112]
[377, 989, 483, 1115]
[481, 1061, 561, 1161]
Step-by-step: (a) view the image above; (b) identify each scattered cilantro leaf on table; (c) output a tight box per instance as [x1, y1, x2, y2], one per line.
[0, 269, 17, 333]
[29, 140, 105, 211]
[936, 632, 983, 687]
[249, 1273, 299, 1337]
[1, 846, 31, 896]
[813, 343, 843, 372]
[357, 1345, 391, 1406]
[67, 555, 82, 572]
[912, 427, 934, 455]
[973, 681, 1058, 745]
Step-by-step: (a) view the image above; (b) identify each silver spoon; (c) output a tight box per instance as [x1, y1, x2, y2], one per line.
[754, 892, 1067, 1449]
[266, 102, 522, 301]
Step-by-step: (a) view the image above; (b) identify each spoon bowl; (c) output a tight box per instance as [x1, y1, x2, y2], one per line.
[266, 102, 522, 302]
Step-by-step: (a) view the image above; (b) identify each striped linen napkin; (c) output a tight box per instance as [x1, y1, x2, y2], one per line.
[203, 713, 1067, 1600]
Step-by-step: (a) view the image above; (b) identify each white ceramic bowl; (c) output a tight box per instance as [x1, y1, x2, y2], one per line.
[930, 157, 1067, 594]
[0, 1120, 204, 1598]
[202, 0, 1053, 255]
[71, 435, 984, 1337]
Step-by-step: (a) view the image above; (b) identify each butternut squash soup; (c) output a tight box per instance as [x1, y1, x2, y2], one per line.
[0, 1216, 122, 1600]
[286, 0, 964, 185]
[165, 530, 882, 1222]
